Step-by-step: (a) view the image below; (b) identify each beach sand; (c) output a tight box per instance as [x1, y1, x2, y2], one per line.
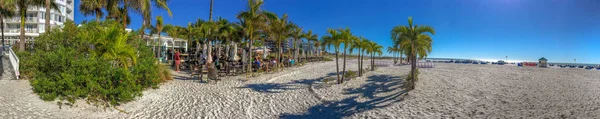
[1, 59, 600, 118]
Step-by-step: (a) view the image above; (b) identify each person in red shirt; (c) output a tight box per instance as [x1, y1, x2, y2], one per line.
[175, 50, 181, 71]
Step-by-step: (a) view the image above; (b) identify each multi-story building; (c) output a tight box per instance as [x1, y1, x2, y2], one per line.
[2, 0, 75, 46]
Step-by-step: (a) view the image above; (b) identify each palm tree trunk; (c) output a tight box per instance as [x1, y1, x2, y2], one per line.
[247, 35, 253, 74]
[158, 34, 161, 61]
[357, 48, 361, 76]
[45, 0, 51, 31]
[342, 47, 346, 83]
[209, 0, 213, 20]
[335, 50, 340, 84]
[409, 43, 416, 90]
[123, 1, 128, 28]
[96, 14, 101, 22]
[277, 39, 282, 70]
[371, 53, 375, 71]
[19, 12, 25, 51]
[1, 16, 5, 49]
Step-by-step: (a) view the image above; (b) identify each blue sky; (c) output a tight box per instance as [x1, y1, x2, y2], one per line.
[74, 0, 600, 64]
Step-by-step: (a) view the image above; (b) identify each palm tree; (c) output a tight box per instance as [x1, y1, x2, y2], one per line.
[154, 16, 164, 60]
[237, 0, 273, 74]
[99, 26, 137, 69]
[139, 0, 172, 41]
[289, 25, 303, 63]
[387, 46, 398, 64]
[391, 34, 404, 64]
[267, 13, 293, 69]
[348, 36, 361, 75]
[391, 17, 435, 90]
[105, 7, 131, 26]
[338, 28, 353, 82]
[215, 17, 235, 70]
[359, 38, 370, 76]
[209, 0, 213, 20]
[17, 0, 58, 51]
[303, 30, 318, 59]
[350, 36, 368, 76]
[0, 0, 16, 49]
[370, 42, 382, 71]
[364, 41, 381, 71]
[322, 28, 343, 83]
[79, 0, 105, 22]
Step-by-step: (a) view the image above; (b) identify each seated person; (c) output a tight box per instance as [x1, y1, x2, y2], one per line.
[253, 58, 261, 71]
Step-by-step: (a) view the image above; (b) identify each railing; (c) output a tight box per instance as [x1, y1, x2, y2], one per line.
[5, 29, 38, 33]
[5, 17, 38, 23]
[8, 47, 19, 79]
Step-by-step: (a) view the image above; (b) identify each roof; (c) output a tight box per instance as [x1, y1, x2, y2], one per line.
[539, 57, 547, 61]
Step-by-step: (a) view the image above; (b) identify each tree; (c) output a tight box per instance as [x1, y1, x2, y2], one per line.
[79, 0, 105, 22]
[369, 41, 382, 71]
[105, 7, 131, 26]
[322, 28, 343, 83]
[350, 36, 368, 76]
[0, 0, 16, 49]
[209, 0, 213, 20]
[303, 30, 318, 59]
[237, 0, 274, 74]
[338, 28, 353, 82]
[154, 16, 164, 60]
[391, 17, 435, 90]
[267, 13, 293, 70]
[139, 0, 172, 42]
[359, 38, 370, 76]
[387, 46, 398, 64]
[289, 24, 304, 64]
[17, 0, 58, 51]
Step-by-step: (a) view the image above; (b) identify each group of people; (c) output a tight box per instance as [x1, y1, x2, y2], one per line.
[252, 55, 296, 72]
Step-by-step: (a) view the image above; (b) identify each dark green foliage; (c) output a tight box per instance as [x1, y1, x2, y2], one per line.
[343, 70, 357, 78]
[18, 20, 164, 107]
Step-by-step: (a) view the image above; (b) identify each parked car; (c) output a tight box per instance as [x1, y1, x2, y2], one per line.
[497, 60, 506, 65]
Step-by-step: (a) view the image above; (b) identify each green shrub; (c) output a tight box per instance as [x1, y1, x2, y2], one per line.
[343, 70, 357, 78]
[323, 57, 334, 61]
[19, 20, 166, 107]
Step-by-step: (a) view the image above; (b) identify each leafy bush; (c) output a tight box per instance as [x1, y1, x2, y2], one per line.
[19, 20, 167, 107]
[343, 70, 357, 78]
[323, 57, 334, 61]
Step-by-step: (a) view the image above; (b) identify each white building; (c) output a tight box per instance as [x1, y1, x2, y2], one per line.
[2, 0, 75, 46]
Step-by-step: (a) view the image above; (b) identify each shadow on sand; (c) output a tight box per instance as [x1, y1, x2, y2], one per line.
[238, 72, 340, 93]
[279, 75, 407, 119]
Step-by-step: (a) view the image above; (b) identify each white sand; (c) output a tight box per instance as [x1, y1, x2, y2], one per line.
[1, 59, 600, 118]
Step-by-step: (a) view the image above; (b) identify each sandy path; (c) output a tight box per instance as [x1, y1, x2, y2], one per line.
[2, 59, 600, 118]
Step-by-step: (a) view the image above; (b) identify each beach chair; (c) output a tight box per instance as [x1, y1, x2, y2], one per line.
[417, 62, 435, 68]
[208, 68, 218, 80]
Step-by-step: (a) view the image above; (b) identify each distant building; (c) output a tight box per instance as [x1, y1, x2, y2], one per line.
[2, 0, 75, 46]
[539, 57, 548, 67]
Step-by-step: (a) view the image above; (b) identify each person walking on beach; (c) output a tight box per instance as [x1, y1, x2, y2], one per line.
[175, 50, 181, 72]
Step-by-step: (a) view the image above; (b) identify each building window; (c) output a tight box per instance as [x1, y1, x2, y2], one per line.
[39, 12, 45, 19]
[60, 6, 65, 14]
[39, 24, 45, 32]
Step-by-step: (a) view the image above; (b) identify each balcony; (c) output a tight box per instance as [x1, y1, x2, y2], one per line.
[5, 17, 38, 23]
[5, 28, 38, 33]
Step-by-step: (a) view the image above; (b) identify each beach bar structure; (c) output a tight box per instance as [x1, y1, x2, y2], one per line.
[538, 57, 548, 67]
[143, 35, 188, 62]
